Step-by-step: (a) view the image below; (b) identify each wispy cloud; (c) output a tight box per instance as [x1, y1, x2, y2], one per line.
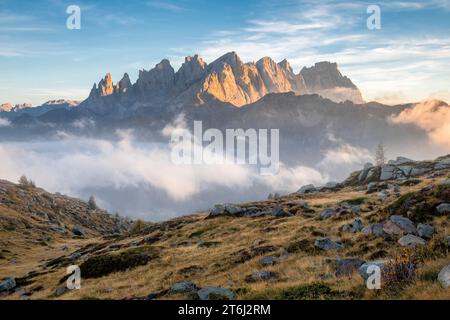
[147, 0, 186, 12]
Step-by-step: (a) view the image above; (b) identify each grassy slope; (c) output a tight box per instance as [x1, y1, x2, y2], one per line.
[1, 173, 448, 300]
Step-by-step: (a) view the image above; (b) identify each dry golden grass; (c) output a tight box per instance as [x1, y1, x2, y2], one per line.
[1, 174, 449, 300]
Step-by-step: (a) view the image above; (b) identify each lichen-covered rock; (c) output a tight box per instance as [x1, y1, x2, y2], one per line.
[398, 234, 426, 248]
[315, 238, 344, 251]
[417, 223, 434, 240]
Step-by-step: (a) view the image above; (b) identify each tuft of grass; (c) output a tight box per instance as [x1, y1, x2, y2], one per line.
[247, 282, 340, 300]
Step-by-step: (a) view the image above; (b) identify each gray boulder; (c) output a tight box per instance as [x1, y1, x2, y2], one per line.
[383, 220, 404, 236]
[335, 258, 365, 277]
[358, 260, 390, 280]
[55, 286, 67, 297]
[438, 264, 450, 288]
[367, 182, 378, 193]
[398, 234, 426, 248]
[259, 256, 277, 267]
[378, 190, 390, 202]
[436, 203, 450, 214]
[417, 224, 434, 240]
[0, 277, 16, 293]
[170, 281, 199, 294]
[298, 184, 317, 194]
[315, 238, 344, 251]
[245, 271, 279, 283]
[362, 223, 385, 237]
[380, 165, 396, 181]
[72, 225, 84, 236]
[197, 287, 235, 300]
[271, 206, 291, 218]
[342, 218, 364, 233]
[390, 215, 417, 235]
[210, 204, 244, 216]
[320, 208, 337, 220]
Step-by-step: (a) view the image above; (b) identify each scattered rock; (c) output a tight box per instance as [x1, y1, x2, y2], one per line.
[271, 206, 291, 218]
[320, 208, 337, 220]
[170, 281, 199, 294]
[0, 277, 16, 293]
[342, 218, 364, 233]
[259, 256, 277, 267]
[334, 258, 365, 277]
[197, 287, 235, 300]
[438, 264, 450, 288]
[362, 223, 385, 237]
[298, 184, 317, 194]
[210, 204, 244, 217]
[417, 224, 434, 240]
[382, 220, 404, 236]
[367, 182, 378, 194]
[245, 271, 279, 283]
[378, 190, 390, 202]
[314, 238, 344, 251]
[69, 253, 82, 260]
[62, 245, 69, 251]
[390, 215, 417, 235]
[72, 225, 84, 236]
[436, 203, 450, 214]
[398, 234, 426, 248]
[358, 260, 390, 280]
[55, 286, 67, 297]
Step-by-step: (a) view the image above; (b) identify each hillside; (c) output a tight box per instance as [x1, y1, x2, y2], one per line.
[0, 155, 449, 300]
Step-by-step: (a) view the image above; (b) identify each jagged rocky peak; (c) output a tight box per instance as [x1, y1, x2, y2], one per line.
[117, 73, 132, 94]
[0, 103, 14, 112]
[300, 61, 364, 104]
[137, 59, 175, 93]
[256, 56, 293, 93]
[175, 54, 208, 90]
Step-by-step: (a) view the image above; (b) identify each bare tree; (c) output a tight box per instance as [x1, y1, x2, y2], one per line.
[375, 142, 386, 166]
[18, 175, 36, 188]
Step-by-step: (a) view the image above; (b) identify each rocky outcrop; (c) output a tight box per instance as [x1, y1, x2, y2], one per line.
[300, 61, 364, 104]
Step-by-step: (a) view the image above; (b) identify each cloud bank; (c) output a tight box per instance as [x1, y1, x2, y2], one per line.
[390, 100, 450, 147]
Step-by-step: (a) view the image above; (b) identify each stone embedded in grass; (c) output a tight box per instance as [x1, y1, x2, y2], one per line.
[297, 184, 317, 194]
[271, 206, 291, 218]
[72, 225, 84, 236]
[358, 260, 391, 280]
[333, 258, 365, 277]
[438, 264, 450, 288]
[417, 223, 435, 240]
[342, 218, 364, 233]
[170, 281, 199, 294]
[362, 223, 385, 237]
[209, 204, 244, 217]
[259, 256, 278, 267]
[314, 238, 344, 251]
[398, 234, 426, 249]
[319, 208, 337, 220]
[390, 215, 417, 235]
[197, 287, 235, 300]
[245, 271, 279, 283]
[436, 203, 450, 214]
[55, 286, 67, 297]
[0, 277, 16, 293]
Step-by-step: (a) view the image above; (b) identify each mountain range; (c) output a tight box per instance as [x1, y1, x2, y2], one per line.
[0, 52, 449, 169]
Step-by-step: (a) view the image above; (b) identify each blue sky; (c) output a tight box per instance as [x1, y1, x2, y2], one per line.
[1, 0, 450, 105]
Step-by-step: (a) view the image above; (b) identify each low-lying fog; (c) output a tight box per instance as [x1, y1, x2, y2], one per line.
[0, 126, 448, 221]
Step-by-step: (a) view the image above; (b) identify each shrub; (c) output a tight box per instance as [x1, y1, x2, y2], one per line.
[18, 175, 36, 188]
[383, 249, 418, 292]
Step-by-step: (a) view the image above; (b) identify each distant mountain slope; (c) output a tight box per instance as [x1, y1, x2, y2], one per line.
[77, 52, 364, 118]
